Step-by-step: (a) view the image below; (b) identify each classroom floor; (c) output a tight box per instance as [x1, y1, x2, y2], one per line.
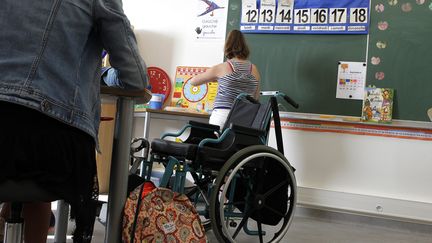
[47, 206, 432, 243]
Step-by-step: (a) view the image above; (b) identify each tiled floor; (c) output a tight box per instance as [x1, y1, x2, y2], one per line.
[47, 206, 432, 243]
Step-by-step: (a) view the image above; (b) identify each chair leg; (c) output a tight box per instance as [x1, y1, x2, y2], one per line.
[54, 200, 69, 243]
[4, 203, 23, 243]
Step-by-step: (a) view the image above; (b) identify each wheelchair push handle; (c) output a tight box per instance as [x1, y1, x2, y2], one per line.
[260, 91, 299, 109]
[236, 93, 260, 104]
[281, 94, 299, 109]
[130, 137, 149, 154]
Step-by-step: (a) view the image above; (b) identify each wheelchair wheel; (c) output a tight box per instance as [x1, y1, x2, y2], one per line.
[210, 145, 297, 243]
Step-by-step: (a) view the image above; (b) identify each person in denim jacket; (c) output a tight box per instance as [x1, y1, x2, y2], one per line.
[0, 0, 148, 242]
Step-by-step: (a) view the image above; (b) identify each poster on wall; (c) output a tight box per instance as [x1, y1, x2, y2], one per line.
[171, 66, 218, 113]
[240, 0, 369, 34]
[195, 0, 229, 40]
[336, 61, 367, 100]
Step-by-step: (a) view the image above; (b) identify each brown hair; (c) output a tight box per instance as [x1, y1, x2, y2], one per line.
[224, 30, 250, 60]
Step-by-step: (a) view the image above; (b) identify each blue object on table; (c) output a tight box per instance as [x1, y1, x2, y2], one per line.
[149, 94, 165, 109]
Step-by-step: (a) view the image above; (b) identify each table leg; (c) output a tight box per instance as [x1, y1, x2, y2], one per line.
[143, 111, 151, 140]
[104, 98, 134, 243]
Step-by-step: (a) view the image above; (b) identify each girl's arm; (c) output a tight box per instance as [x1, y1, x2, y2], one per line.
[251, 64, 261, 99]
[190, 62, 229, 86]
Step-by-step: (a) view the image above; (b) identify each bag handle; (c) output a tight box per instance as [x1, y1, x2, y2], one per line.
[130, 183, 146, 243]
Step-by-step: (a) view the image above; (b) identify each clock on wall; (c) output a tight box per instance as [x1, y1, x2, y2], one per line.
[147, 66, 172, 103]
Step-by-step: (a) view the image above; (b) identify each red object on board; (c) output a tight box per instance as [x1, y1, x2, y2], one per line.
[147, 67, 172, 103]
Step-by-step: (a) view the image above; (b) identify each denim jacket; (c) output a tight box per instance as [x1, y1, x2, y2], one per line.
[0, 0, 148, 142]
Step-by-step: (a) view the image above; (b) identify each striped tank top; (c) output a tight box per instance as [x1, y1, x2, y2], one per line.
[213, 59, 259, 109]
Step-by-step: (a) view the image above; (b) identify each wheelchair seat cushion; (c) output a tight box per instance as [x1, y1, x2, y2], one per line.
[151, 139, 198, 160]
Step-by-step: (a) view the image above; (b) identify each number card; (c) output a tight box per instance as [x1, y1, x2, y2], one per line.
[240, 0, 369, 34]
[258, 0, 276, 30]
[241, 0, 259, 30]
[275, 0, 293, 30]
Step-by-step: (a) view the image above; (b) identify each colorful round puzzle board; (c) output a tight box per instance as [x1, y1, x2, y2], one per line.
[171, 66, 218, 113]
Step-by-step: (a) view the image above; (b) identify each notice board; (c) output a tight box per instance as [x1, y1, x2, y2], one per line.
[227, 0, 432, 121]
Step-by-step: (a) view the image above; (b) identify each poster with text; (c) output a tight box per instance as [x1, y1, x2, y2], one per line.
[195, 0, 229, 40]
[336, 61, 366, 100]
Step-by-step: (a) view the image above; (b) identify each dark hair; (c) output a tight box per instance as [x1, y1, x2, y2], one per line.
[224, 30, 250, 59]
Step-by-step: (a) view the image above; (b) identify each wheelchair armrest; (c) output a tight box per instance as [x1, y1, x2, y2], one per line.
[230, 123, 266, 137]
[197, 124, 266, 148]
[198, 128, 232, 148]
[161, 121, 219, 140]
[161, 124, 192, 139]
[183, 121, 219, 144]
[188, 121, 220, 132]
[197, 126, 266, 152]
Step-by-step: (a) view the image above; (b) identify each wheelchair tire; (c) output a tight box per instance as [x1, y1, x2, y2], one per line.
[209, 145, 297, 243]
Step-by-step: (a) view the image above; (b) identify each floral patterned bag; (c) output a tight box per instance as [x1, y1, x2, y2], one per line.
[122, 182, 207, 243]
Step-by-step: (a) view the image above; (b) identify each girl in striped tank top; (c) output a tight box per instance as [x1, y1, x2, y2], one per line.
[190, 30, 261, 129]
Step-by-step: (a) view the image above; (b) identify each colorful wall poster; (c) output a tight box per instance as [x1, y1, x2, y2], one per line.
[336, 61, 367, 100]
[361, 87, 394, 123]
[240, 0, 370, 34]
[195, 0, 229, 40]
[171, 66, 218, 113]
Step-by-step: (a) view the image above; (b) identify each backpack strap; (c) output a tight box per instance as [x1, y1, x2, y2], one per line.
[130, 183, 146, 243]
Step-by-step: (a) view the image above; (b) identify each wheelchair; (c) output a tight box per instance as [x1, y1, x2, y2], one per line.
[137, 91, 299, 242]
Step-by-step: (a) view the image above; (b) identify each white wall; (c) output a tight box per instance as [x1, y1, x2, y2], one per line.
[268, 128, 432, 199]
[269, 127, 432, 222]
[123, 0, 226, 141]
[123, 0, 432, 223]
[123, 0, 226, 81]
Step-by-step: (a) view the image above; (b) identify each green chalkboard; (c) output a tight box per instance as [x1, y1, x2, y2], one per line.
[366, 1, 432, 122]
[226, 0, 432, 122]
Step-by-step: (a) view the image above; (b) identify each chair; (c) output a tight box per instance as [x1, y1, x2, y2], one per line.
[146, 94, 272, 196]
[142, 92, 298, 242]
[0, 180, 61, 243]
[150, 94, 272, 166]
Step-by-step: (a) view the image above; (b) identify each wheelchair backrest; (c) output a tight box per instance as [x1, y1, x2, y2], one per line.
[195, 96, 273, 168]
[222, 96, 273, 138]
